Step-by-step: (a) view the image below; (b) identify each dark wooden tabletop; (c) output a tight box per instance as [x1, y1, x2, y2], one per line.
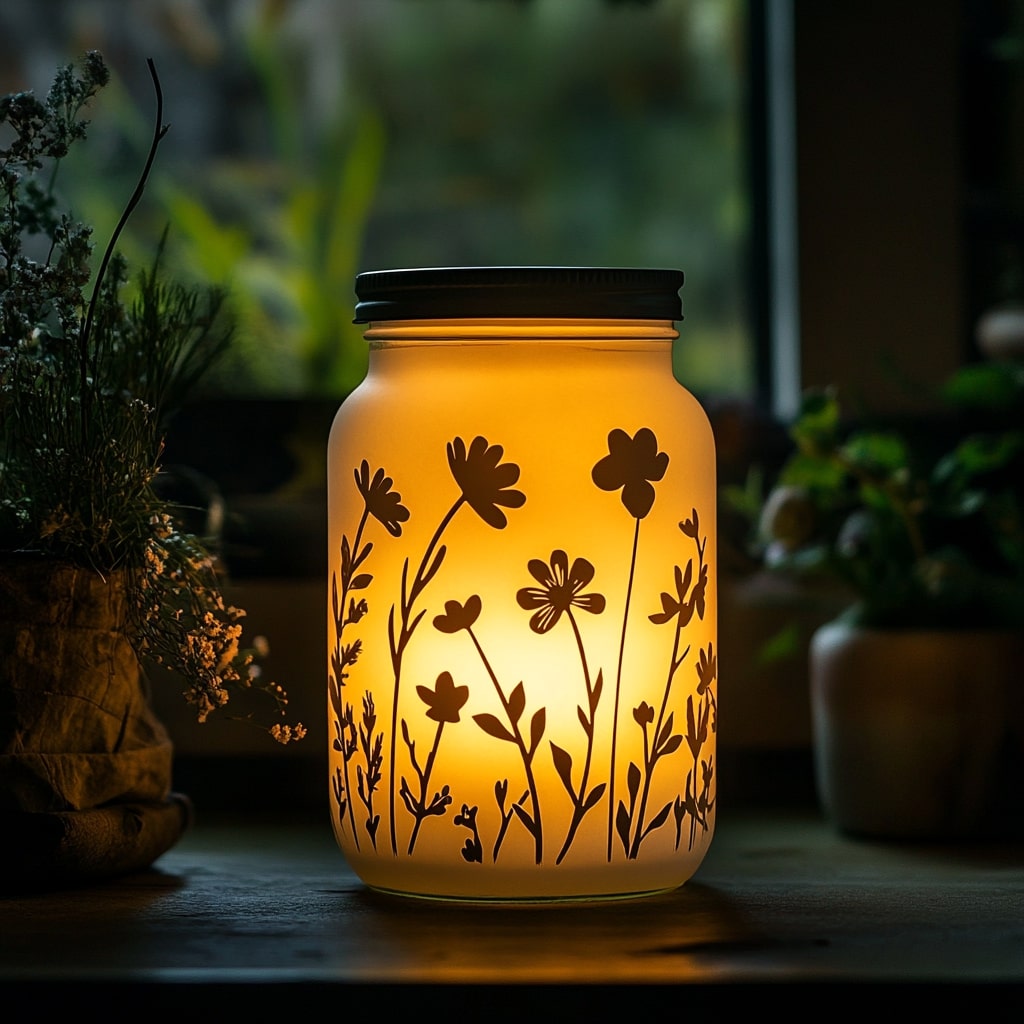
[2, 799, 1022, 1014]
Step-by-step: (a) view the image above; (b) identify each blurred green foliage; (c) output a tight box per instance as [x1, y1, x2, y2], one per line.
[9, 0, 751, 398]
[741, 363, 1024, 630]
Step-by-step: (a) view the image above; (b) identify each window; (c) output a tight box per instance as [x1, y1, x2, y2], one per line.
[0, 0, 757, 402]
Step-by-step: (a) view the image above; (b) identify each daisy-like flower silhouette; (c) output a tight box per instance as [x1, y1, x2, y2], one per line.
[447, 436, 526, 529]
[355, 460, 410, 537]
[433, 595, 482, 634]
[591, 427, 668, 519]
[516, 550, 606, 634]
[416, 671, 470, 723]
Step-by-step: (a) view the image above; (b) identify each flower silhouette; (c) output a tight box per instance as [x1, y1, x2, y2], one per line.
[447, 436, 526, 528]
[592, 427, 668, 519]
[416, 671, 470, 724]
[355, 460, 410, 537]
[516, 550, 606, 634]
[433, 595, 482, 634]
[633, 701, 655, 727]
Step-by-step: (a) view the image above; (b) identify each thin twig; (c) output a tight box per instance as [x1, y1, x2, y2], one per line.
[79, 58, 169, 406]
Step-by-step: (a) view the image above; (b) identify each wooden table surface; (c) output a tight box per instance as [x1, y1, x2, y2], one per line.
[3, 802, 1022, 1012]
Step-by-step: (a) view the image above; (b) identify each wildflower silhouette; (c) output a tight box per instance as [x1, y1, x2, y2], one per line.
[620, 509, 712, 858]
[386, 436, 525, 856]
[592, 426, 668, 860]
[516, 550, 606, 633]
[357, 691, 383, 848]
[417, 670, 470, 723]
[355, 460, 411, 537]
[592, 426, 669, 518]
[677, 640, 718, 851]
[434, 595, 545, 864]
[401, 670, 469, 854]
[447, 435, 527, 528]
[433, 595, 483, 634]
[517, 550, 607, 863]
[331, 461, 408, 849]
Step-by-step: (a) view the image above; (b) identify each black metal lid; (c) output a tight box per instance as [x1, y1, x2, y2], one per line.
[352, 266, 684, 323]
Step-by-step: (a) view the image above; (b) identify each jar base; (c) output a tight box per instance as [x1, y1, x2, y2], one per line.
[364, 881, 683, 905]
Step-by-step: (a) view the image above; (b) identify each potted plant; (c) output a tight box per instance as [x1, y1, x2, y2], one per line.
[747, 366, 1024, 840]
[0, 53, 305, 887]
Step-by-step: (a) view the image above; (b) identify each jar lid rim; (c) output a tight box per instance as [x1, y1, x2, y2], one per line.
[353, 266, 684, 323]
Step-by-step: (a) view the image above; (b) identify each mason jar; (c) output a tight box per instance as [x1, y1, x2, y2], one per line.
[327, 267, 716, 901]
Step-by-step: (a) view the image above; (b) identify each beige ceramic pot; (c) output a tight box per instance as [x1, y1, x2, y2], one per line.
[0, 558, 191, 888]
[810, 620, 1024, 840]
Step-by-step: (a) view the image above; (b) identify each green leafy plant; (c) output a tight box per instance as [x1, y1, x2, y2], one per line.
[0, 52, 305, 743]
[743, 365, 1024, 630]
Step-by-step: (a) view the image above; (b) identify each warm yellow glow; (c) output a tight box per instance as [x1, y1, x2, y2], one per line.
[328, 317, 717, 900]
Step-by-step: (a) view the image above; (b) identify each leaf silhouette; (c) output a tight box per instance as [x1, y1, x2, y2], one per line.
[627, 761, 641, 802]
[474, 713, 516, 744]
[350, 573, 372, 591]
[508, 682, 526, 724]
[583, 782, 606, 812]
[661, 734, 683, 757]
[422, 544, 447, 588]
[529, 708, 546, 756]
[678, 559, 693, 601]
[616, 801, 631, 851]
[511, 801, 536, 834]
[591, 669, 603, 710]
[686, 695, 701, 758]
[550, 742, 575, 796]
[648, 801, 672, 832]
[577, 705, 590, 735]
[657, 713, 675, 750]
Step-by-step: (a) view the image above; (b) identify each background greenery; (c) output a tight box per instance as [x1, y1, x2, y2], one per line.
[0, 0, 752, 400]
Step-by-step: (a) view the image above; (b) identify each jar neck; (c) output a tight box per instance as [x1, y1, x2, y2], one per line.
[362, 318, 679, 344]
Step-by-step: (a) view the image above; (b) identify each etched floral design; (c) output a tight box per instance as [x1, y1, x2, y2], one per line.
[385, 436, 524, 856]
[433, 595, 482, 634]
[355, 460, 410, 537]
[416, 670, 470, 724]
[591, 427, 669, 519]
[401, 671, 468, 853]
[677, 642, 717, 851]
[454, 803, 483, 864]
[330, 428, 715, 877]
[616, 509, 713, 859]
[516, 550, 606, 634]
[357, 691, 383, 847]
[517, 550, 607, 864]
[330, 460, 406, 850]
[434, 595, 545, 864]
[593, 426, 670, 861]
[695, 642, 717, 698]
[447, 436, 526, 528]
[648, 559, 708, 629]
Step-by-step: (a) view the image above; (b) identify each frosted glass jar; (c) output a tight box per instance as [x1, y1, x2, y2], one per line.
[327, 267, 717, 901]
